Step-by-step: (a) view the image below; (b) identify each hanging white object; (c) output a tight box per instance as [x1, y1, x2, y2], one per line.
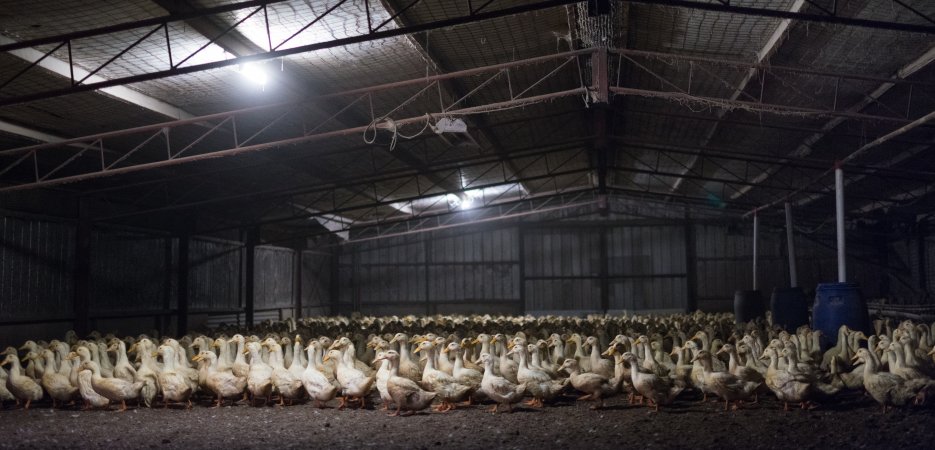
[433, 117, 468, 134]
[836, 165, 846, 282]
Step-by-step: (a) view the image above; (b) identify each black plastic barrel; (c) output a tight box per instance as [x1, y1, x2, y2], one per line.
[812, 282, 870, 349]
[770, 287, 809, 332]
[734, 290, 765, 324]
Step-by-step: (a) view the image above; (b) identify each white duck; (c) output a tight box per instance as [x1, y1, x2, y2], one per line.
[479, 352, 525, 413]
[1, 353, 43, 410]
[302, 342, 337, 408]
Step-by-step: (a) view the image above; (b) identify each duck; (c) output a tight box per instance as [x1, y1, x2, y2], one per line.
[716, 343, 766, 401]
[433, 336, 455, 375]
[76, 366, 110, 410]
[479, 352, 525, 413]
[19, 341, 43, 379]
[0, 353, 43, 410]
[446, 342, 486, 404]
[372, 349, 394, 411]
[413, 340, 471, 412]
[373, 350, 437, 416]
[565, 334, 593, 373]
[390, 333, 422, 381]
[583, 336, 615, 379]
[244, 341, 274, 406]
[192, 350, 247, 407]
[324, 348, 375, 409]
[509, 343, 564, 407]
[621, 352, 684, 412]
[301, 341, 338, 408]
[691, 350, 760, 411]
[263, 339, 305, 406]
[106, 339, 137, 383]
[491, 334, 519, 383]
[78, 360, 143, 412]
[37, 349, 78, 408]
[558, 358, 618, 409]
[155, 344, 194, 409]
[852, 348, 935, 413]
[0, 365, 15, 407]
[128, 339, 159, 408]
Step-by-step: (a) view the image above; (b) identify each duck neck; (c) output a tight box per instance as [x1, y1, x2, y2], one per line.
[861, 355, 880, 377]
[269, 345, 285, 369]
[573, 338, 586, 359]
[216, 339, 232, 365]
[550, 340, 564, 362]
[515, 350, 528, 370]
[234, 340, 247, 365]
[114, 343, 130, 367]
[453, 351, 465, 372]
[424, 348, 437, 371]
[398, 339, 412, 361]
[727, 349, 740, 373]
[162, 350, 177, 371]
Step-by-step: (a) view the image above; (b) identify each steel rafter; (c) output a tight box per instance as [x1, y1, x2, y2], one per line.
[0, 0, 584, 107]
[0, 49, 592, 193]
[623, 0, 935, 34]
[99, 138, 592, 222]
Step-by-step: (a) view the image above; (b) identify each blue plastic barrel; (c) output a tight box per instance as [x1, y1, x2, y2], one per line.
[734, 290, 765, 324]
[770, 287, 808, 332]
[812, 282, 870, 349]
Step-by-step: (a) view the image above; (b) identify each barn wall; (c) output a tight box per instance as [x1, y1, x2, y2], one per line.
[0, 211, 331, 347]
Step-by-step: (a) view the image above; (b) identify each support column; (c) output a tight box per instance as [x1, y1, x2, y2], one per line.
[243, 227, 258, 328]
[835, 164, 846, 282]
[424, 238, 433, 316]
[176, 231, 189, 336]
[293, 245, 304, 320]
[161, 235, 173, 335]
[73, 199, 91, 336]
[753, 211, 759, 291]
[684, 215, 698, 313]
[599, 225, 609, 313]
[918, 222, 927, 292]
[785, 202, 798, 287]
[518, 225, 526, 315]
[329, 245, 341, 316]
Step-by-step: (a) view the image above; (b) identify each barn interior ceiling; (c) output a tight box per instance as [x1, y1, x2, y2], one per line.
[1, 0, 934, 244]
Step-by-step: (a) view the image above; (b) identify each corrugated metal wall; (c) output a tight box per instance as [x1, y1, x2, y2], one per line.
[188, 237, 242, 311]
[0, 215, 74, 320]
[608, 225, 687, 313]
[89, 227, 174, 313]
[301, 250, 332, 316]
[254, 245, 294, 310]
[524, 227, 602, 313]
[694, 223, 884, 311]
[430, 228, 521, 315]
[338, 235, 427, 316]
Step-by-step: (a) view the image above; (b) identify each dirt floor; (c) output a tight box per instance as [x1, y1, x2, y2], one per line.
[1, 391, 933, 450]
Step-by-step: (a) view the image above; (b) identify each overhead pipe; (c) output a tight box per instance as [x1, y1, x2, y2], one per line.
[835, 163, 846, 282]
[784, 202, 797, 287]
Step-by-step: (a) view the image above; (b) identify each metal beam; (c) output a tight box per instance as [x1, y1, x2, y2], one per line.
[0, 35, 193, 119]
[730, 43, 935, 201]
[667, 0, 805, 195]
[0, 0, 584, 107]
[622, 0, 935, 34]
[0, 47, 590, 190]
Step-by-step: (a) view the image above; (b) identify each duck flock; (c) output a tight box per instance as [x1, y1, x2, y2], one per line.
[3, 312, 935, 416]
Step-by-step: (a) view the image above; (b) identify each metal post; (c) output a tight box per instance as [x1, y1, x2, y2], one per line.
[835, 164, 846, 282]
[518, 224, 526, 315]
[424, 238, 432, 316]
[329, 245, 341, 316]
[73, 199, 91, 336]
[684, 216, 698, 313]
[784, 202, 798, 287]
[599, 224, 609, 314]
[176, 232, 189, 336]
[293, 246, 303, 319]
[244, 227, 258, 328]
[918, 222, 927, 291]
[752, 211, 759, 291]
[161, 236, 173, 335]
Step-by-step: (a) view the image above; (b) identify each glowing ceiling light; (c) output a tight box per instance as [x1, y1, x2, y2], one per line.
[238, 62, 268, 87]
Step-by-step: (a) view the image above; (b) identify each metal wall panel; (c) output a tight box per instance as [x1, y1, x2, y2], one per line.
[607, 225, 688, 312]
[254, 246, 294, 309]
[0, 216, 74, 320]
[89, 228, 172, 312]
[301, 250, 332, 316]
[188, 238, 241, 311]
[524, 227, 600, 278]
